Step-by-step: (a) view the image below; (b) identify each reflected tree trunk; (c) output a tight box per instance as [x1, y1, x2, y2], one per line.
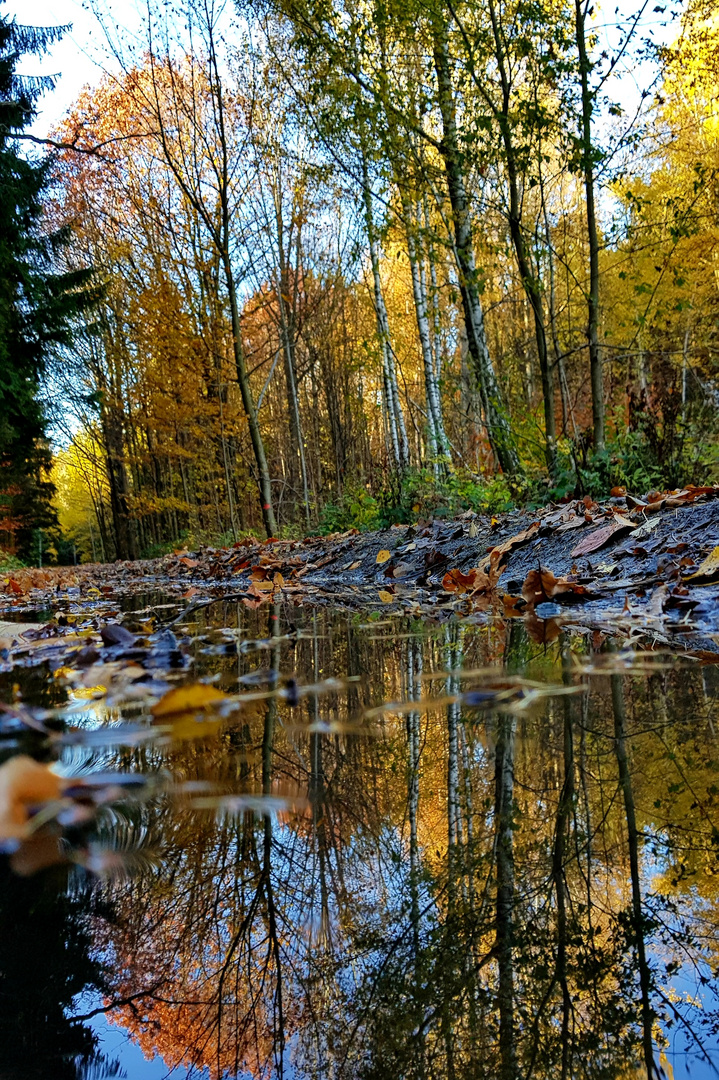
[611, 670, 655, 1080]
[495, 711, 518, 1080]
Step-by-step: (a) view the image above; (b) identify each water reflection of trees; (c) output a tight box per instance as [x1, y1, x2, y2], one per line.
[89, 613, 719, 1079]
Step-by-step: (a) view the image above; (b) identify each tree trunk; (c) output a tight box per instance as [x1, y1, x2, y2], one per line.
[359, 144, 410, 472]
[224, 256, 278, 538]
[486, 0, 557, 478]
[431, 8, 520, 476]
[575, 0, 605, 451]
[402, 191, 451, 471]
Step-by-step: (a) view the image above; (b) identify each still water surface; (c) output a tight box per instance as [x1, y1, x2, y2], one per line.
[2, 599, 719, 1080]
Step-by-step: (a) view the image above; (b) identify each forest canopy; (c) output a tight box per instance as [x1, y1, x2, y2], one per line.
[4, 0, 719, 561]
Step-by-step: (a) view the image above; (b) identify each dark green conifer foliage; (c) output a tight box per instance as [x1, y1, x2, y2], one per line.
[0, 4, 98, 557]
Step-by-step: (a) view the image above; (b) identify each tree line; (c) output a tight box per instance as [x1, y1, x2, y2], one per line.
[2, 0, 718, 560]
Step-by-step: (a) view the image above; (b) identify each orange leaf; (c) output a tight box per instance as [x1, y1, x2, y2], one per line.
[0, 756, 64, 839]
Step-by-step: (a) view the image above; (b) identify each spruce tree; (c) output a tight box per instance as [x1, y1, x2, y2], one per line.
[0, 4, 98, 558]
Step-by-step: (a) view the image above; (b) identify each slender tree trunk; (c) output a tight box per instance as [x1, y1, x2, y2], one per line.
[359, 144, 410, 471]
[575, 0, 605, 451]
[273, 181, 311, 526]
[495, 712, 518, 1080]
[401, 192, 451, 470]
[431, 8, 520, 476]
[486, 0, 557, 478]
[223, 256, 278, 537]
[611, 669, 656, 1079]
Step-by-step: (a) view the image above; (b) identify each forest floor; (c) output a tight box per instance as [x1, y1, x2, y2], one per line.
[2, 485, 719, 658]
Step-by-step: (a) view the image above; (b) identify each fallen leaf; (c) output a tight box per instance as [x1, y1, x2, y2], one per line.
[487, 521, 540, 567]
[348, 560, 361, 570]
[570, 517, 635, 558]
[392, 562, 412, 578]
[0, 756, 65, 839]
[376, 550, 392, 565]
[151, 683, 229, 719]
[646, 584, 670, 615]
[521, 569, 594, 606]
[685, 545, 719, 582]
[179, 557, 199, 568]
[443, 561, 501, 596]
[524, 611, 562, 645]
[378, 590, 395, 603]
[100, 623, 136, 647]
[503, 594, 525, 617]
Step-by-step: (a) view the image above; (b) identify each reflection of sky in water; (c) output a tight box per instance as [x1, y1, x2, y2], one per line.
[4, 604, 719, 1078]
[85, 1004, 198, 1079]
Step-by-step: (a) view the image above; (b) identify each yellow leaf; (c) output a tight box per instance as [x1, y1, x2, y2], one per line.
[71, 685, 106, 700]
[686, 545, 719, 581]
[152, 683, 228, 719]
[53, 665, 77, 681]
[376, 550, 391, 564]
[378, 590, 394, 603]
[273, 572, 284, 587]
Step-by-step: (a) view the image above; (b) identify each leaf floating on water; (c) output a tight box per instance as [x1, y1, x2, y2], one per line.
[151, 682, 229, 719]
[376, 550, 391, 565]
[0, 756, 64, 839]
[190, 793, 309, 817]
[100, 623, 136, 647]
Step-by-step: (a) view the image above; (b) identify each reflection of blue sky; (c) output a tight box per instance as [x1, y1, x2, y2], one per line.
[74, 992, 199, 1079]
[643, 848, 719, 1080]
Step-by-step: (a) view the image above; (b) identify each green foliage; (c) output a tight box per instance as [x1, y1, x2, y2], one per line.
[318, 469, 515, 533]
[0, 547, 25, 571]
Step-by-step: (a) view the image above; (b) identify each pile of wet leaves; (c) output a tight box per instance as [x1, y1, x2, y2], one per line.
[2, 484, 719, 657]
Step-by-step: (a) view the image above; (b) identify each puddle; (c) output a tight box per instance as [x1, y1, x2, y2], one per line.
[1, 599, 719, 1078]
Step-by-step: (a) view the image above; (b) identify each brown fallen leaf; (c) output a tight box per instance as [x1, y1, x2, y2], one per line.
[503, 594, 525, 617]
[487, 521, 541, 568]
[443, 558, 501, 596]
[152, 683, 229, 719]
[348, 560, 362, 571]
[376, 549, 392, 564]
[521, 568, 594, 606]
[524, 611, 562, 645]
[570, 516, 636, 558]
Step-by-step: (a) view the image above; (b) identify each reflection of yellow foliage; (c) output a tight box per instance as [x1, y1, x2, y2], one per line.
[151, 683, 229, 718]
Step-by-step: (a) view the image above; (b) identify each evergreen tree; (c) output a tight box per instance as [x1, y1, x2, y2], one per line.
[0, 4, 98, 558]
